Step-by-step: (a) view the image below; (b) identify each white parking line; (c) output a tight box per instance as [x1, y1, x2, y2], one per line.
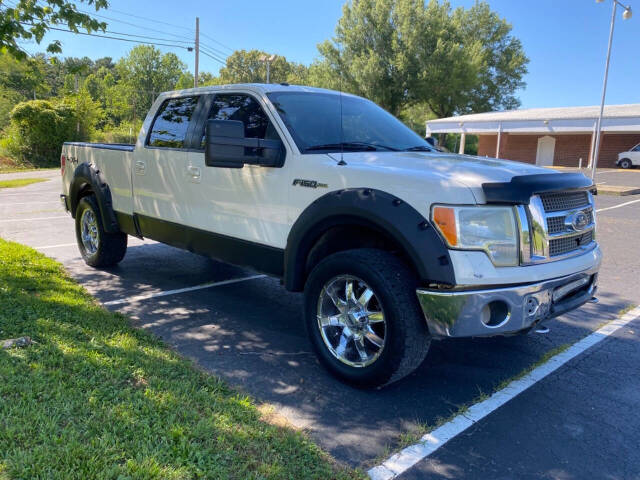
[368, 306, 640, 480]
[0, 190, 55, 196]
[103, 274, 267, 306]
[595, 198, 640, 213]
[36, 243, 77, 250]
[0, 216, 69, 223]
[0, 201, 57, 206]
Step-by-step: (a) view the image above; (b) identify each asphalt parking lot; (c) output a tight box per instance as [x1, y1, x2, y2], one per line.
[1, 170, 639, 479]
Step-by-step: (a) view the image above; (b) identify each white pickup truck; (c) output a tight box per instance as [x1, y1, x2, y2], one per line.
[61, 84, 601, 387]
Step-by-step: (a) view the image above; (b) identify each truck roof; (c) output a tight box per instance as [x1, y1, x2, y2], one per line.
[159, 83, 355, 99]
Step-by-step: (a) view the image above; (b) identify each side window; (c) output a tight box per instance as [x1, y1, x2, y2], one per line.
[201, 94, 278, 148]
[632, 144, 640, 152]
[148, 96, 199, 148]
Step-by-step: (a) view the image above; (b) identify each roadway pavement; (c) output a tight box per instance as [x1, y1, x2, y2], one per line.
[1, 170, 639, 479]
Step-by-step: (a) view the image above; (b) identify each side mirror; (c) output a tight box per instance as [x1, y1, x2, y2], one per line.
[204, 119, 285, 168]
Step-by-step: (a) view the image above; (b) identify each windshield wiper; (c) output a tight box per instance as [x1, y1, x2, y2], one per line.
[404, 145, 434, 152]
[303, 142, 398, 153]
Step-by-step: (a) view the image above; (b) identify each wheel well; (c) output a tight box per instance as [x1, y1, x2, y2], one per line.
[71, 182, 94, 217]
[304, 223, 419, 287]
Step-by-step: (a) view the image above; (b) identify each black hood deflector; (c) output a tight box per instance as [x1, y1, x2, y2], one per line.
[482, 173, 595, 205]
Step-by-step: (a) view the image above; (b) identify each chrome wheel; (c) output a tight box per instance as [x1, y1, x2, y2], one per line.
[80, 208, 99, 255]
[317, 275, 386, 368]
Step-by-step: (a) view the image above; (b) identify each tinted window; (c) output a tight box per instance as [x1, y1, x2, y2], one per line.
[267, 92, 431, 153]
[201, 94, 277, 148]
[148, 96, 199, 148]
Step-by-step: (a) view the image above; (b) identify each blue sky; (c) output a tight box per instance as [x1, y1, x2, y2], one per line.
[21, 0, 640, 110]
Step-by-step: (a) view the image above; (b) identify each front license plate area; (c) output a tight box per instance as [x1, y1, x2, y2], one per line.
[552, 276, 591, 303]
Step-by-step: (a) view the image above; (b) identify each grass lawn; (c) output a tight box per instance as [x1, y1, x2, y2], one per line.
[0, 178, 48, 189]
[0, 155, 57, 174]
[0, 167, 57, 174]
[0, 238, 361, 480]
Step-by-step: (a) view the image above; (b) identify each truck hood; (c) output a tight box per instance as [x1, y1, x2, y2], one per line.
[332, 151, 557, 187]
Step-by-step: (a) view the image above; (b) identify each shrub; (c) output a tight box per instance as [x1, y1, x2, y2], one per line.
[3, 100, 76, 167]
[91, 119, 142, 144]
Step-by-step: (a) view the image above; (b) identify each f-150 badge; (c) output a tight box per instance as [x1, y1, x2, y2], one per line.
[292, 179, 328, 189]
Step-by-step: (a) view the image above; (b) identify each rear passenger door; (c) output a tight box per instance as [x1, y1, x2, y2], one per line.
[133, 95, 203, 230]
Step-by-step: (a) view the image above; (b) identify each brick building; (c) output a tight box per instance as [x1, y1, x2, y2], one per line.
[426, 104, 640, 168]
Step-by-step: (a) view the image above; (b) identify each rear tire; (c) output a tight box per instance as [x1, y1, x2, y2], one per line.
[619, 158, 632, 169]
[75, 195, 127, 267]
[304, 248, 431, 388]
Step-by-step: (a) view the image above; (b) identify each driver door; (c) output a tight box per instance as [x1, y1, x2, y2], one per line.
[181, 92, 292, 249]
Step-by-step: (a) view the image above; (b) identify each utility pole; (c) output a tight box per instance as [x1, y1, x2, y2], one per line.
[194, 17, 200, 88]
[259, 54, 276, 83]
[75, 74, 80, 136]
[591, 0, 632, 179]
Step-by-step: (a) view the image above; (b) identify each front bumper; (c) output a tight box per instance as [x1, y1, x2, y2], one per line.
[417, 265, 598, 338]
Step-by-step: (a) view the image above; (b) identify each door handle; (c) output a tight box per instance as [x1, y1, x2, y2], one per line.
[135, 160, 146, 175]
[187, 165, 201, 179]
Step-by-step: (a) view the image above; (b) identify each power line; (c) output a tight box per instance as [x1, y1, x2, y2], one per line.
[198, 41, 230, 58]
[199, 44, 227, 62]
[99, 29, 194, 45]
[200, 32, 234, 53]
[14, 0, 236, 60]
[20, 23, 193, 51]
[199, 49, 226, 65]
[106, 7, 195, 33]
[81, 7, 237, 56]
[73, 8, 194, 42]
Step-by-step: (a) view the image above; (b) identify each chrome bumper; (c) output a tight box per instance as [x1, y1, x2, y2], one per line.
[416, 267, 598, 338]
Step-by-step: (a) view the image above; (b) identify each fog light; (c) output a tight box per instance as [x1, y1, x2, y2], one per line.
[481, 300, 510, 328]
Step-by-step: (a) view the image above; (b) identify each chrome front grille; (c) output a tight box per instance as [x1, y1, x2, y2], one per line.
[546, 216, 566, 234]
[516, 190, 596, 264]
[540, 191, 590, 212]
[546, 209, 594, 235]
[549, 230, 593, 257]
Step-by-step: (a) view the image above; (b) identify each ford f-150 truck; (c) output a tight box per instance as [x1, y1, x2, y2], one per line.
[60, 84, 601, 388]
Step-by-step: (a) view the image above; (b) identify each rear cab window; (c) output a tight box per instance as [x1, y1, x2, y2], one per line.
[147, 96, 199, 148]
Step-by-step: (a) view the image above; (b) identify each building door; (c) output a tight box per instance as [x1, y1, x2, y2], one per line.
[536, 136, 556, 166]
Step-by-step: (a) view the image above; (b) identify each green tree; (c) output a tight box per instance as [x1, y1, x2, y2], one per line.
[0, 0, 107, 58]
[62, 87, 104, 139]
[175, 72, 194, 90]
[315, 0, 528, 118]
[2, 99, 76, 166]
[116, 45, 186, 120]
[397, 101, 435, 136]
[217, 50, 309, 85]
[0, 51, 49, 99]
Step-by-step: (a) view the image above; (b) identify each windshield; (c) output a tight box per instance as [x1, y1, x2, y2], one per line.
[267, 91, 432, 154]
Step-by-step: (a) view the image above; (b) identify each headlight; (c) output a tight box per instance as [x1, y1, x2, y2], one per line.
[432, 205, 519, 266]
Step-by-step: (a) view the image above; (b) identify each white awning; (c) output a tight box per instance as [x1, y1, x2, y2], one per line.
[426, 104, 640, 135]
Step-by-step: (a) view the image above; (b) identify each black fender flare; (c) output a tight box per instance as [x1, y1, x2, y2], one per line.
[69, 163, 120, 233]
[284, 188, 455, 291]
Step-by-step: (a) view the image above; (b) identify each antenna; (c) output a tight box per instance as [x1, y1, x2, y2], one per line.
[338, 71, 346, 166]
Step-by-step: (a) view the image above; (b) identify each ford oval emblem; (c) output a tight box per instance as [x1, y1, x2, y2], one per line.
[565, 211, 590, 231]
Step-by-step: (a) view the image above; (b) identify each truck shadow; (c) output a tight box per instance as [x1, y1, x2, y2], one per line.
[68, 242, 634, 467]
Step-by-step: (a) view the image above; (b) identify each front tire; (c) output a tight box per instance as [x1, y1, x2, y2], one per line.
[619, 158, 632, 169]
[304, 249, 431, 388]
[75, 195, 127, 267]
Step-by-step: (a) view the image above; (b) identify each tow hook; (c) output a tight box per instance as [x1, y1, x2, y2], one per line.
[535, 325, 550, 334]
[588, 297, 599, 304]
